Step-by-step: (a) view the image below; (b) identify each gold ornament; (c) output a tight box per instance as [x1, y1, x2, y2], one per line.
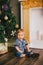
[11, 11, 14, 14]
[15, 24, 19, 28]
[11, 30, 16, 36]
[4, 31, 5, 34]
[2, 5, 4, 9]
[4, 15, 8, 20]
[4, 38, 8, 42]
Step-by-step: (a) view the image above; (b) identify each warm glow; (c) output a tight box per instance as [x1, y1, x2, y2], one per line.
[18, 0, 27, 2]
[22, 0, 42, 9]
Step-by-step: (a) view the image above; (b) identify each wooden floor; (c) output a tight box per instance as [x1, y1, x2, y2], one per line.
[0, 47, 43, 65]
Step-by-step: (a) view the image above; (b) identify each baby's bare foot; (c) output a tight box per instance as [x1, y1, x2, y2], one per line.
[20, 54, 26, 57]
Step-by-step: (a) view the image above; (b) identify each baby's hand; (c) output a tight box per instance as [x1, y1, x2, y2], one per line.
[20, 50, 23, 53]
[15, 46, 23, 53]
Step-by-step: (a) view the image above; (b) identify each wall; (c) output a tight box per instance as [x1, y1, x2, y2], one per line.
[21, 0, 43, 43]
[8, 0, 20, 47]
[10, 0, 20, 24]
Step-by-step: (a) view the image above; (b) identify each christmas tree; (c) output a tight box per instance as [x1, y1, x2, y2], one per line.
[0, 0, 19, 44]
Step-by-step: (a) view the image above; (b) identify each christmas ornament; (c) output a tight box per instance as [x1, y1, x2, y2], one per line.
[11, 30, 16, 36]
[4, 4, 8, 11]
[4, 31, 5, 34]
[15, 24, 19, 28]
[2, 5, 4, 9]
[11, 11, 14, 14]
[4, 38, 8, 42]
[4, 15, 8, 20]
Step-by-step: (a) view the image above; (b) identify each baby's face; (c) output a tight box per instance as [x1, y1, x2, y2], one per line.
[18, 32, 24, 40]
